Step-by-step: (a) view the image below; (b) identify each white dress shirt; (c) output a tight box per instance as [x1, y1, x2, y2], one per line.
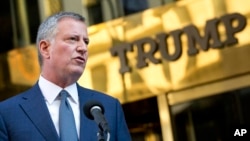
[38, 75, 80, 138]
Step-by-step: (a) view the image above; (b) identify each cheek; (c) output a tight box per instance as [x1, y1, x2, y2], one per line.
[50, 46, 71, 62]
[50, 41, 76, 62]
[55, 43, 73, 55]
[85, 52, 88, 59]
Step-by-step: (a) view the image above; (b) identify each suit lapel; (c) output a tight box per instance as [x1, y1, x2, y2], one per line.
[77, 84, 97, 141]
[20, 84, 59, 141]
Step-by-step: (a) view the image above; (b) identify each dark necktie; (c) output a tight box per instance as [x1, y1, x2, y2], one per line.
[59, 90, 78, 141]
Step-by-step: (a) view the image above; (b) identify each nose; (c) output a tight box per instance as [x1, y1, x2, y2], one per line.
[76, 40, 88, 53]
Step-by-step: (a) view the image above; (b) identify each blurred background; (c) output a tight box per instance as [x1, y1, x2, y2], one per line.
[1, 0, 250, 140]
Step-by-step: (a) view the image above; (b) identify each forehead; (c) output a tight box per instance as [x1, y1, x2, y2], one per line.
[56, 17, 88, 34]
[55, 17, 88, 38]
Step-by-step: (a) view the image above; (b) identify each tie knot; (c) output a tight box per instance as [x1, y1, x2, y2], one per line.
[60, 90, 69, 100]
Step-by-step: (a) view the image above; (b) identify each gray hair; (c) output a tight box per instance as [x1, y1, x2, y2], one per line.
[36, 11, 86, 66]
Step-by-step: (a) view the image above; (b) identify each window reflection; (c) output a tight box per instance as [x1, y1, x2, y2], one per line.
[171, 87, 250, 141]
[122, 0, 149, 15]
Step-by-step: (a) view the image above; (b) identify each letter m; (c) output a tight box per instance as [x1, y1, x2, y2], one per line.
[183, 18, 223, 55]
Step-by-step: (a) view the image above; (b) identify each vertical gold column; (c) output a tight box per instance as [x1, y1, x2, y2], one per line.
[157, 94, 174, 141]
[16, 0, 30, 46]
[38, 0, 60, 22]
[62, 0, 89, 25]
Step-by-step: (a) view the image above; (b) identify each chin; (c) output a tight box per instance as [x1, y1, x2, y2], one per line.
[70, 66, 85, 77]
[73, 69, 84, 77]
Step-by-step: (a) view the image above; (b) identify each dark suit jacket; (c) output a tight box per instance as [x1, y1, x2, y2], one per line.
[0, 83, 131, 141]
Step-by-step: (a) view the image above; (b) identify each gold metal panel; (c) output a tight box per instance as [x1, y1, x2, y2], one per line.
[7, 46, 40, 86]
[78, 0, 250, 103]
[2, 0, 250, 104]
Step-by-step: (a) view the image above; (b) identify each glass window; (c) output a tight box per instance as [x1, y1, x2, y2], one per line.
[122, 0, 149, 15]
[123, 96, 163, 141]
[171, 86, 250, 141]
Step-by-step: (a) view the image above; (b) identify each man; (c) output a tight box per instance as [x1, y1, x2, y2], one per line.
[0, 12, 131, 141]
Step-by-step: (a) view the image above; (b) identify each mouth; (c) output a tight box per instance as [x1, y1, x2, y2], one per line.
[74, 56, 85, 64]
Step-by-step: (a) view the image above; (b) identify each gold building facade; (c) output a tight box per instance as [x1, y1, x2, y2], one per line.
[1, 0, 250, 140]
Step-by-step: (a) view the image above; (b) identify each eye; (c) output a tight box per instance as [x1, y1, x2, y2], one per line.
[69, 37, 77, 41]
[84, 39, 89, 45]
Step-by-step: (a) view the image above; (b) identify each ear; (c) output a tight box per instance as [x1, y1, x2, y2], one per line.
[39, 40, 50, 59]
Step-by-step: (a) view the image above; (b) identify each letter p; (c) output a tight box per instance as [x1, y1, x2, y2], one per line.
[241, 129, 247, 136]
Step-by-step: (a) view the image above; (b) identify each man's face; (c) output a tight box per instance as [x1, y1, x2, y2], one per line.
[48, 17, 89, 81]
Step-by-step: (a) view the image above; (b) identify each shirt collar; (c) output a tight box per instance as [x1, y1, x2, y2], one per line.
[38, 75, 79, 105]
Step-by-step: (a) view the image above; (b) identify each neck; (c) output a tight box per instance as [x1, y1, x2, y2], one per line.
[41, 73, 77, 88]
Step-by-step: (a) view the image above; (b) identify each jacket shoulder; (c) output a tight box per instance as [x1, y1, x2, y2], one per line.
[0, 84, 41, 109]
[77, 85, 119, 102]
